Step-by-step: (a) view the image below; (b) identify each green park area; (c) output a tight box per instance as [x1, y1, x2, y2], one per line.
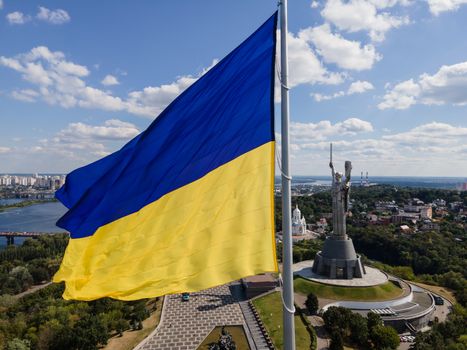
[252, 292, 316, 350]
[294, 277, 403, 301]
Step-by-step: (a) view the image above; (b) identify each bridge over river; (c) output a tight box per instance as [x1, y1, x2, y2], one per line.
[0, 231, 69, 245]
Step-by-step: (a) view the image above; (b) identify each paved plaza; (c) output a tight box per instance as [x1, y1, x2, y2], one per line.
[293, 260, 388, 287]
[136, 283, 256, 350]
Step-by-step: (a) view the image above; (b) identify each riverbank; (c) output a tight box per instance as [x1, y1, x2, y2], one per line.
[0, 198, 57, 212]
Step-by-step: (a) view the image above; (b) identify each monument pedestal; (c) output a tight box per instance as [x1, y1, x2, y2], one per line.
[312, 235, 366, 279]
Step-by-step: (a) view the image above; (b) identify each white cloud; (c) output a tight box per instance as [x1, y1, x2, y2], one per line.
[379, 61, 467, 109]
[124, 59, 221, 116]
[101, 74, 119, 86]
[278, 31, 344, 90]
[312, 91, 345, 101]
[311, 1, 320, 8]
[0, 0, 3, 10]
[26, 119, 140, 166]
[11, 89, 40, 102]
[0, 147, 10, 153]
[127, 76, 197, 116]
[378, 79, 419, 109]
[57, 119, 139, 140]
[0, 46, 120, 111]
[312, 80, 374, 101]
[369, 0, 413, 8]
[300, 24, 382, 70]
[382, 122, 467, 143]
[36, 6, 70, 24]
[428, 0, 467, 15]
[290, 118, 374, 142]
[6, 11, 31, 24]
[287, 120, 467, 176]
[0, 46, 217, 118]
[348, 80, 375, 94]
[2, 40, 344, 119]
[321, 0, 410, 42]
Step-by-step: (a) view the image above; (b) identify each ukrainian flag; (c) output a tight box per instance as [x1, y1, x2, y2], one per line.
[53, 12, 278, 301]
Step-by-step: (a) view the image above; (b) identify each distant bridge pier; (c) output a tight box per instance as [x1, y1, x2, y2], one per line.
[0, 231, 69, 247]
[6, 236, 14, 246]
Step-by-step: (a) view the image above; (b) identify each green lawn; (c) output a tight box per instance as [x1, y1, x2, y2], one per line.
[252, 292, 315, 350]
[294, 277, 403, 301]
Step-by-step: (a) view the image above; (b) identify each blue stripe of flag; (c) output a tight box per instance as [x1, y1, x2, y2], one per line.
[56, 12, 278, 239]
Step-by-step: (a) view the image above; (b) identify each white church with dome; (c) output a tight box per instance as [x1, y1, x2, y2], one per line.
[292, 205, 307, 236]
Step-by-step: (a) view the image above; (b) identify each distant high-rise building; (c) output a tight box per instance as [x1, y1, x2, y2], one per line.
[420, 206, 433, 219]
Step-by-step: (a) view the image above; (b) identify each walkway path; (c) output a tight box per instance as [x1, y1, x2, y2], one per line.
[308, 316, 329, 350]
[13, 282, 52, 299]
[294, 293, 330, 350]
[137, 283, 267, 350]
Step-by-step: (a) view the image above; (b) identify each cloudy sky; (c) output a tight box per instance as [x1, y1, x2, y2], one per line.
[1, 0, 467, 176]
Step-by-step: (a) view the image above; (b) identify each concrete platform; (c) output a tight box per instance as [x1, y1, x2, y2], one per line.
[293, 260, 388, 287]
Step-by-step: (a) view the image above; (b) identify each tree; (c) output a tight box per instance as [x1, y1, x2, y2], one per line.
[370, 325, 399, 350]
[28, 267, 49, 284]
[410, 331, 444, 350]
[115, 319, 129, 337]
[305, 293, 319, 315]
[349, 313, 368, 347]
[2, 277, 21, 294]
[6, 338, 31, 350]
[71, 315, 108, 350]
[129, 301, 149, 330]
[0, 294, 16, 308]
[323, 307, 352, 337]
[329, 332, 344, 350]
[37, 321, 73, 350]
[367, 311, 382, 333]
[9, 266, 33, 292]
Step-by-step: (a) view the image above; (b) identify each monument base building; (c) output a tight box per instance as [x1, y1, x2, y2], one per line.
[312, 235, 366, 279]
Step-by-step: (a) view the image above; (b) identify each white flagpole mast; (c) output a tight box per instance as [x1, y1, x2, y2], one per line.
[280, 0, 296, 349]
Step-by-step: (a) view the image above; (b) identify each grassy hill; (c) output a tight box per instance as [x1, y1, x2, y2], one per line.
[294, 277, 403, 301]
[253, 292, 316, 350]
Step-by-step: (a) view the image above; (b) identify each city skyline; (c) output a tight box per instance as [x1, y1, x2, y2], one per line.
[1, 1, 467, 176]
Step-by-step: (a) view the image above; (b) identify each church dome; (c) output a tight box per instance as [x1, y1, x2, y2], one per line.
[293, 205, 301, 216]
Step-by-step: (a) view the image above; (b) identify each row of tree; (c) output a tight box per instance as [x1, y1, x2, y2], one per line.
[411, 304, 467, 350]
[0, 234, 156, 350]
[0, 235, 68, 295]
[0, 283, 155, 350]
[323, 306, 399, 350]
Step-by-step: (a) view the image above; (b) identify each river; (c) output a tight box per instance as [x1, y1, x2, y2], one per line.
[0, 202, 67, 247]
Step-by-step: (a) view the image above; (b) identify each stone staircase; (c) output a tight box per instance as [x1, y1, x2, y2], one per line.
[239, 300, 275, 349]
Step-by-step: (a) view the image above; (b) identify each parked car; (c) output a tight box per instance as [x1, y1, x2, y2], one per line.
[433, 294, 444, 305]
[182, 292, 190, 301]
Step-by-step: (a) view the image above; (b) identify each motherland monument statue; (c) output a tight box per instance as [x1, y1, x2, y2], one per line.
[330, 143, 352, 238]
[312, 144, 366, 279]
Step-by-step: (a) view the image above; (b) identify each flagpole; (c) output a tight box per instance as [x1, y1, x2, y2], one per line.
[280, 0, 296, 349]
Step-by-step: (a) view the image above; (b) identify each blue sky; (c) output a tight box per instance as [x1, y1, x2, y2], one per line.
[1, 0, 467, 176]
